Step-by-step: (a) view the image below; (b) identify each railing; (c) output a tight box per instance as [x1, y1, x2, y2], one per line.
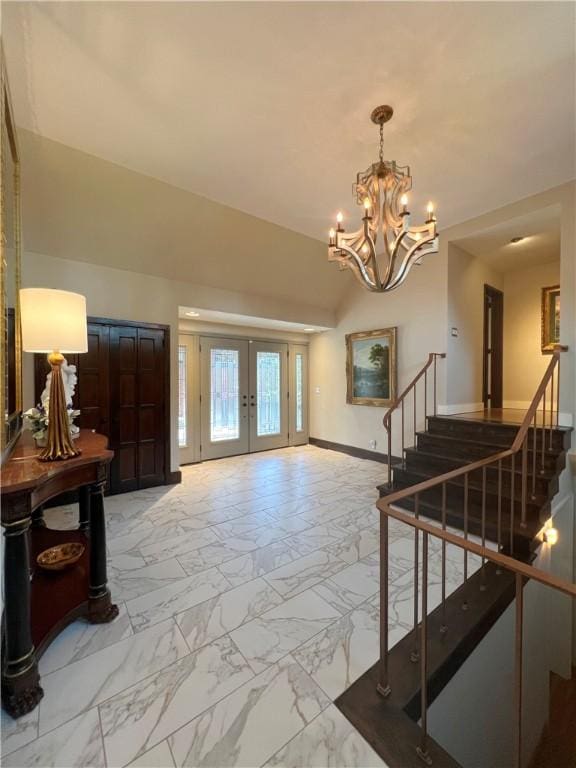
[377, 346, 570, 767]
[383, 353, 446, 488]
[378, 505, 576, 768]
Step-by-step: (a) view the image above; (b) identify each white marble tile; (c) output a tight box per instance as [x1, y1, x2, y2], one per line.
[176, 577, 283, 653]
[230, 589, 341, 673]
[263, 549, 348, 599]
[127, 740, 175, 768]
[126, 567, 230, 632]
[264, 704, 386, 767]
[293, 600, 380, 700]
[329, 558, 381, 602]
[39, 619, 189, 734]
[140, 527, 220, 565]
[109, 524, 187, 557]
[311, 578, 369, 616]
[100, 635, 254, 767]
[109, 558, 187, 602]
[284, 523, 347, 556]
[324, 526, 380, 564]
[1, 708, 38, 757]
[209, 511, 274, 541]
[39, 603, 133, 675]
[4, 709, 104, 768]
[168, 655, 330, 767]
[217, 541, 303, 587]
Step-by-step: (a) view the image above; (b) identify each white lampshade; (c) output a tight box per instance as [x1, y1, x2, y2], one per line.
[20, 288, 88, 353]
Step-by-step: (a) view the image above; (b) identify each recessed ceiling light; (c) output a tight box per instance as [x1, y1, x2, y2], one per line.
[185, 311, 200, 317]
[303, 328, 316, 333]
[510, 236, 525, 244]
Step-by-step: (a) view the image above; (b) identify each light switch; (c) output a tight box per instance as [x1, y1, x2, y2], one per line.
[315, 387, 321, 394]
[451, 327, 458, 338]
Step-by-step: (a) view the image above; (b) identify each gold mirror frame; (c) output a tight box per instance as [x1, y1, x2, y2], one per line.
[541, 284, 560, 355]
[345, 327, 397, 407]
[1, 44, 23, 461]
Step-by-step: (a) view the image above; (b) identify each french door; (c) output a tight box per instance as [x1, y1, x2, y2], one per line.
[199, 337, 289, 460]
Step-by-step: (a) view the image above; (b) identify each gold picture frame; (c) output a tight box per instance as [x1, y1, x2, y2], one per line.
[346, 327, 397, 407]
[541, 285, 560, 354]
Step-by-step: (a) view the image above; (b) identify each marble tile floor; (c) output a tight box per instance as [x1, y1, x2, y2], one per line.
[1, 446, 480, 768]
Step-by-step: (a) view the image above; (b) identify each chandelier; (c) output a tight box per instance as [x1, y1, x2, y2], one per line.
[328, 105, 438, 292]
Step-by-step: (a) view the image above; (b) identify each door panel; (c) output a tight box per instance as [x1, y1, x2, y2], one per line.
[289, 344, 309, 445]
[200, 337, 249, 460]
[249, 341, 288, 452]
[137, 328, 166, 488]
[110, 326, 139, 493]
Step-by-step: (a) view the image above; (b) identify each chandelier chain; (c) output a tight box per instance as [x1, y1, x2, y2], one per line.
[379, 123, 384, 162]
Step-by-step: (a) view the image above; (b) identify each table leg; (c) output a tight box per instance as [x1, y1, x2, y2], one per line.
[87, 480, 119, 624]
[1, 518, 43, 718]
[30, 505, 46, 529]
[78, 486, 91, 534]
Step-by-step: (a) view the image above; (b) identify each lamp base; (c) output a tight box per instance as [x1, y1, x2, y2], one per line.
[38, 352, 81, 462]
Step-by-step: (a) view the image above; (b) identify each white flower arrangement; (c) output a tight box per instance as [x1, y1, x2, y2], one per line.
[24, 403, 81, 445]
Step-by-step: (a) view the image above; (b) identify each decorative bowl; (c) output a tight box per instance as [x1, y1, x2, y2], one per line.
[37, 543, 85, 571]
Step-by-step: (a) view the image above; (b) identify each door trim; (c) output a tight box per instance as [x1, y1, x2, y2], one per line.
[482, 285, 504, 409]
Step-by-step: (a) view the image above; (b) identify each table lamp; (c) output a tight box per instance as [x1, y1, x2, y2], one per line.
[20, 288, 88, 461]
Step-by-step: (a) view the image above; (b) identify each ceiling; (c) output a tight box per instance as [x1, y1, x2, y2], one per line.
[453, 205, 561, 273]
[178, 306, 329, 333]
[4, 2, 575, 242]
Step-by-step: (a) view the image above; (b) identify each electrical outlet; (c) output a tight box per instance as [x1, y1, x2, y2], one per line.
[369, 439, 377, 450]
[315, 387, 321, 394]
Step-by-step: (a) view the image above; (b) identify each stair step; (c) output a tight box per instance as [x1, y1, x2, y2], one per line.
[387, 492, 539, 557]
[389, 467, 547, 512]
[403, 449, 558, 498]
[415, 432, 565, 472]
[427, 415, 571, 451]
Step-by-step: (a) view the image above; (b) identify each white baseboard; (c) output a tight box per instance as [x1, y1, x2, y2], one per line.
[437, 403, 484, 416]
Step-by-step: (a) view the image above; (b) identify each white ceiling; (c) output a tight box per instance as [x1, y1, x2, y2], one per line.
[4, 1, 575, 242]
[453, 205, 561, 273]
[178, 306, 329, 332]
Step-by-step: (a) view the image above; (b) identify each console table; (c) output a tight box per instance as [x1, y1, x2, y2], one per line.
[1, 430, 119, 718]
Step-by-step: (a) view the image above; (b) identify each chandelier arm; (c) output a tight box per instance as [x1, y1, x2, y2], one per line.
[336, 242, 380, 290]
[381, 228, 410, 288]
[388, 238, 437, 290]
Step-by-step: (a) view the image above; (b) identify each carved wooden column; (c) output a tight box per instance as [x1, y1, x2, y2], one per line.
[88, 478, 118, 624]
[1, 500, 43, 717]
[78, 485, 91, 534]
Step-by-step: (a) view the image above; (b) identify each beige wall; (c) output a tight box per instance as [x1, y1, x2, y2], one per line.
[22, 251, 329, 473]
[446, 243, 503, 409]
[18, 129, 349, 313]
[503, 260, 560, 406]
[309, 252, 448, 458]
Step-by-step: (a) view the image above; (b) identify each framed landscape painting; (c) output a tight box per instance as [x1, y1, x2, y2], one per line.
[346, 328, 397, 406]
[541, 285, 560, 354]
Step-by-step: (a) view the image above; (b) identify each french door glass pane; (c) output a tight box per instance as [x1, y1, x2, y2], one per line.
[295, 353, 303, 432]
[178, 345, 187, 447]
[257, 351, 281, 436]
[210, 349, 240, 441]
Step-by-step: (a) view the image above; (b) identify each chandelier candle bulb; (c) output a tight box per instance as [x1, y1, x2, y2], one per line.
[327, 104, 438, 292]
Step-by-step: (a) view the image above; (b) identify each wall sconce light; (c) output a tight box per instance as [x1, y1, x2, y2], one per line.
[543, 527, 558, 545]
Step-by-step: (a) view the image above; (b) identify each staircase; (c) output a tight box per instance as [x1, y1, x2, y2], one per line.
[378, 413, 571, 558]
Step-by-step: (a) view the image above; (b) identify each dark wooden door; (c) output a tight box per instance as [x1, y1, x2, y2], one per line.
[136, 327, 166, 488]
[36, 318, 168, 495]
[483, 285, 504, 409]
[110, 326, 139, 493]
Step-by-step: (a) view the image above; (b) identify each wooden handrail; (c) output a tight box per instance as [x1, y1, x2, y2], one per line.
[378, 502, 576, 598]
[383, 352, 446, 429]
[383, 352, 445, 489]
[380, 346, 568, 511]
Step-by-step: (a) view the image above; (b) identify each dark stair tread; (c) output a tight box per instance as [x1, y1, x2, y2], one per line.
[416, 429, 566, 456]
[428, 414, 572, 433]
[390, 470, 548, 512]
[403, 447, 556, 481]
[390, 494, 541, 551]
